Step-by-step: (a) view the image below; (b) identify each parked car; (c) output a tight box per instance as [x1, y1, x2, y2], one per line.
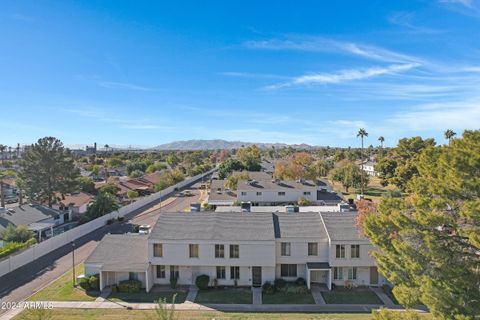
[139, 225, 151, 234]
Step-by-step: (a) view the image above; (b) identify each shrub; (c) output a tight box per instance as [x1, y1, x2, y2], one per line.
[89, 275, 100, 291]
[78, 277, 91, 291]
[372, 308, 421, 320]
[295, 277, 306, 286]
[195, 275, 210, 290]
[0, 238, 36, 259]
[117, 216, 124, 222]
[118, 280, 142, 293]
[274, 278, 286, 290]
[262, 281, 275, 295]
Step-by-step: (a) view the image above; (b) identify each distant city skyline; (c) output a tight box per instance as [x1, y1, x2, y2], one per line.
[1, 0, 479, 147]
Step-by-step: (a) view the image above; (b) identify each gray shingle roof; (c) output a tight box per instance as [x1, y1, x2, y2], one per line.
[273, 212, 329, 239]
[320, 212, 367, 241]
[237, 179, 317, 191]
[150, 212, 276, 241]
[0, 205, 61, 234]
[85, 234, 149, 272]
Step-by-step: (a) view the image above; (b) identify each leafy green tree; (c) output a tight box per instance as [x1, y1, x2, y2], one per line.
[0, 169, 16, 208]
[225, 172, 249, 190]
[146, 162, 167, 173]
[166, 154, 180, 168]
[0, 225, 35, 243]
[126, 161, 147, 175]
[19, 137, 79, 207]
[106, 157, 124, 168]
[236, 145, 261, 171]
[129, 169, 144, 178]
[76, 176, 96, 194]
[331, 162, 369, 193]
[127, 190, 139, 200]
[86, 192, 120, 220]
[218, 159, 244, 179]
[100, 183, 120, 196]
[363, 130, 480, 319]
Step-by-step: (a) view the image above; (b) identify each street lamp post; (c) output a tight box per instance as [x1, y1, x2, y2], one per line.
[71, 241, 76, 288]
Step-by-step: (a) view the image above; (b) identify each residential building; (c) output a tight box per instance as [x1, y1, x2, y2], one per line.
[85, 211, 387, 292]
[206, 179, 237, 207]
[359, 160, 377, 176]
[52, 192, 93, 217]
[0, 204, 66, 242]
[236, 178, 343, 206]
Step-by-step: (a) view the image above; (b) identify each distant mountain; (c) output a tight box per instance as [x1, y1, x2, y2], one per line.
[153, 139, 314, 150]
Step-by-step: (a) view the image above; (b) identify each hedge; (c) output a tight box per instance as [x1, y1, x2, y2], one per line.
[195, 275, 210, 290]
[118, 279, 142, 293]
[0, 238, 36, 259]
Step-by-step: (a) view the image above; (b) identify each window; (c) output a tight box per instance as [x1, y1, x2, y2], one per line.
[170, 266, 179, 279]
[129, 272, 139, 281]
[278, 192, 286, 196]
[336, 244, 345, 258]
[153, 243, 163, 257]
[303, 191, 311, 196]
[333, 267, 343, 280]
[215, 244, 224, 258]
[230, 266, 240, 280]
[280, 264, 297, 277]
[308, 242, 318, 256]
[256, 192, 262, 196]
[230, 244, 239, 258]
[281, 242, 291, 256]
[351, 245, 360, 258]
[189, 244, 199, 258]
[348, 267, 357, 280]
[156, 265, 165, 278]
[241, 192, 247, 196]
[216, 266, 226, 279]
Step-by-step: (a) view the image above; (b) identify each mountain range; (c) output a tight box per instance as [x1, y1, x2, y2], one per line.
[153, 139, 314, 150]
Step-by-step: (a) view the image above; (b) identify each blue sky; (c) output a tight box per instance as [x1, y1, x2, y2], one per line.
[1, 0, 480, 148]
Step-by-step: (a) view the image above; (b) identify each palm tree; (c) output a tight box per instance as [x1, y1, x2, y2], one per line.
[378, 136, 385, 149]
[0, 145, 6, 165]
[444, 129, 456, 146]
[357, 128, 368, 195]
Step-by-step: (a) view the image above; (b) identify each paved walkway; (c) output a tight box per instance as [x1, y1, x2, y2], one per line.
[370, 287, 396, 307]
[185, 286, 198, 302]
[311, 286, 326, 305]
[251, 287, 262, 305]
[95, 287, 112, 302]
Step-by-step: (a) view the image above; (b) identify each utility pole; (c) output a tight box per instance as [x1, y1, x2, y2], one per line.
[71, 241, 76, 287]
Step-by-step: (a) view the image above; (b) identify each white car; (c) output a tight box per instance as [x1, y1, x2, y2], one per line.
[138, 225, 151, 234]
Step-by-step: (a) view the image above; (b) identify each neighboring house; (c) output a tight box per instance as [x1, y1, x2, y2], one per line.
[0, 204, 66, 242]
[1, 178, 18, 203]
[232, 171, 272, 181]
[206, 179, 237, 207]
[359, 160, 377, 177]
[139, 171, 164, 189]
[52, 192, 93, 218]
[215, 203, 353, 213]
[236, 179, 343, 206]
[260, 160, 275, 174]
[85, 211, 387, 292]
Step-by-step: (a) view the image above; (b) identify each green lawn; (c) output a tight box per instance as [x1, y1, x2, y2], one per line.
[108, 291, 186, 303]
[14, 309, 380, 320]
[322, 288, 383, 305]
[195, 287, 252, 304]
[262, 290, 315, 304]
[28, 263, 99, 301]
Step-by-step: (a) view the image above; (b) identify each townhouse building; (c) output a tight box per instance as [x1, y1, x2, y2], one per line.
[84, 211, 387, 292]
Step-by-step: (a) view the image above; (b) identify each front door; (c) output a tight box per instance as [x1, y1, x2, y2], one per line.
[252, 267, 262, 287]
[370, 267, 379, 285]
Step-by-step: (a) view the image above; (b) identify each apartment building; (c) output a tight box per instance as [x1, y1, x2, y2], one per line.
[85, 211, 387, 292]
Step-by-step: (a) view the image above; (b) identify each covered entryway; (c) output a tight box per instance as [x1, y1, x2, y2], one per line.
[306, 262, 331, 290]
[370, 267, 379, 286]
[252, 266, 262, 287]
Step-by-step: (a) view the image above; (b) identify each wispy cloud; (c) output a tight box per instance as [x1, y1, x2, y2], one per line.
[243, 36, 422, 64]
[96, 80, 156, 92]
[220, 72, 290, 80]
[264, 63, 419, 90]
[388, 12, 443, 33]
[439, 0, 474, 8]
[10, 13, 34, 22]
